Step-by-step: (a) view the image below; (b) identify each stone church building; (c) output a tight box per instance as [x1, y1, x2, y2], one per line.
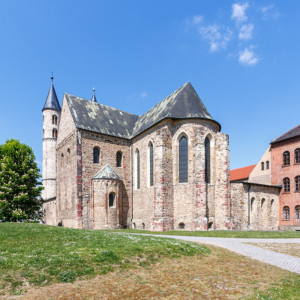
[42, 79, 279, 231]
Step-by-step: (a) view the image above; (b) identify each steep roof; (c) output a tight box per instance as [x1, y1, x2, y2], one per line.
[65, 82, 219, 140]
[43, 82, 61, 111]
[230, 164, 256, 182]
[271, 124, 300, 144]
[93, 165, 121, 180]
[65, 93, 139, 139]
[132, 82, 218, 136]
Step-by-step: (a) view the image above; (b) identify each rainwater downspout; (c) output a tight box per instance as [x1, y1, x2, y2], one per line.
[248, 183, 252, 230]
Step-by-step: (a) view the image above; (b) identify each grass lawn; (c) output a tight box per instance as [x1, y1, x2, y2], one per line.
[110, 228, 300, 238]
[0, 223, 208, 296]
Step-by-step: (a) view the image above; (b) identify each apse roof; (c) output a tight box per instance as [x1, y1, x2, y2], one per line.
[271, 124, 300, 144]
[43, 82, 61, 111]
[93, 165, 122, 180]
[65, 82, 219, 140]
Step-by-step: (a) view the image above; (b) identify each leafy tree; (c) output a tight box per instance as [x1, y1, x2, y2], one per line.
[0, 139, 43, 221]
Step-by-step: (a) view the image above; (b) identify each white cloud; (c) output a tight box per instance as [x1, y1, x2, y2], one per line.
[231, 2, 249, 23]
[141, 92, 147, 98]
[259, 5, 279, 20]
[239, 47, 259, 65]
[193, 15, 203, 25]
[238, 23, 254, 40]
[261, 5, 273, 13]
[199, 25, 232, 52]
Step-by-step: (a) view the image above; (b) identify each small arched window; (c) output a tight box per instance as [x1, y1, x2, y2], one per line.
[261, 162, 264, 171]
[295, 206, 300, 219]
[270, 199, 274, 211]
[149, 142, 154, 186]
[179, 222, 185, 229]
[109, 193, 115, 207]
[142, 223, 145, 229]
[205, 137, 211, 183]
[93, 147, 100, 164]
[52, 115, 58, 125]
[283, 206, 290, 220]
[117, 151, 122, 167]
[261, 198, 265, 210]
[295, 176, 300, 192]
[251, 197, 255, 211]
[52, 129, 57, 138]
[295, 149, 300, 164]
[283, 151, 290, 166]
[266, 161, 269, 170]
[136, 149, 140, 189]
[179, 136, 188, 183]
[283, 177, 290, 192]
[61, 153, 64, 167]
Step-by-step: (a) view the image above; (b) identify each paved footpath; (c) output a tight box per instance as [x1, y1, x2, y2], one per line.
[141, 234, 300, 275]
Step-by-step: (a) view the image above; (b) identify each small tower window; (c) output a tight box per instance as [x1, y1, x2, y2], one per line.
[205, 137, 211, 183]
[93, 147, 100, 164]
[266, 161, 269, 170]
[295, 149, 300, 163]
[283, 177, 290, 192]
[117, 151, 122, 167]
[283, 151, 290, 166]
[283, 206, 290, 220]
[109, 193, 115, 207]
[261, 162, 264, 171]
[52, 129, 57, 138]
[52, 115, 58, 125]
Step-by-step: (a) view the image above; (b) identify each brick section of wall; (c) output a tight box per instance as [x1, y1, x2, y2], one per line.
[271, 137, 300, 229]
[231, 183, 280, 230]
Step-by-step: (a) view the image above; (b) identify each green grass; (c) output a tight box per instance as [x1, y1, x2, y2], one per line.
[110, 229, 300, 238]
[249, 274, 300, 299]
[0, 223, 209, 294]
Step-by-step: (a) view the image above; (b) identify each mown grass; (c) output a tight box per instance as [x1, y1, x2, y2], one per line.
[110, 229, 300, 238]
[0, 223, 209, 296]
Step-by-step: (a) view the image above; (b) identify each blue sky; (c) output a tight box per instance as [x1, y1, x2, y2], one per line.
[0, 0, 299, 171]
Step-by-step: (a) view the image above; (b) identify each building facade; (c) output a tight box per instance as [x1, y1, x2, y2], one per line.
[271, 125, 300, 230]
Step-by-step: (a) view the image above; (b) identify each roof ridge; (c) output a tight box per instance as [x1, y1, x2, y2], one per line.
[271, 123, 300, 142]
[231, 164, 256, 171]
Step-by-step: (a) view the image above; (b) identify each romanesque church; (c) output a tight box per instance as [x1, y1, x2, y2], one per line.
[42, 79, 279, 231]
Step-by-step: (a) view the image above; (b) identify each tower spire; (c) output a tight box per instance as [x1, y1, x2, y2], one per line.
[91, 87, 97, 103]
[42, 74, 61, 111]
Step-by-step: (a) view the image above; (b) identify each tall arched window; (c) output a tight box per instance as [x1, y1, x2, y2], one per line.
[261, 198, 265, 210]
[251, 197, 255, 211]
[149, 142, 154, 186]
[295, 206, 300, 219]
[283, 206, 290, 219]
[52, 115, 57, 125]
[283, 177, 290, 192]
[136, 149, 140, 189]
[270, 199, 274, 211]
[52, 129, 57, 138]
[295, 149, 300, 164]
[283, 151, 290, 166]
[109, 193, 115, 207]
[179, 136, 188, 183]
[117, 151, 122, 167]
[295, 176, 300, 192]
[93, 147, 100, 163]
[205, 137, 211, 183]
[261, 162, 264, 171]
[266, 161, 269, 170]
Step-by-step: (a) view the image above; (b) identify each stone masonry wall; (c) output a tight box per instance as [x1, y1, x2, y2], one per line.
[231, 183, 280, 230]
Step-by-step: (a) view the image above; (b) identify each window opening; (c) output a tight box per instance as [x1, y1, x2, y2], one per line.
[109, 193, 115, 207]
[266, 161, 269, 170]
[295, 176, 300, 192]
[136, 150, 140, 189]
[295, 149, 300, 164]
[283, 206, 290, 220]
[283, 151, 290, 166]
[179, 136, 188, 183]
[52, 129, 57, 138]
[179, 222, 185, 229]
[251, 197, 255, 211]
[296, 206, 300, 219]
[149, 142, 153, 186]
[205, 137, 211, 183]
[93, 147, 100, 163]
[283, 177, 290, 192]
[117, 151, 122, 167]
[261, 198, 265, 209]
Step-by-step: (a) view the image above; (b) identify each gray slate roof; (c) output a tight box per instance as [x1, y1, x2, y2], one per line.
[93, 165, 121, 180]
[271, 124, 300, 144]
[65, 82, 219, 140]
[43, 82, 61, 111]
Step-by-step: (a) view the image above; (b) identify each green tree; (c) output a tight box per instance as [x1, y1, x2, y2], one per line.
[0, 139, 43, 221]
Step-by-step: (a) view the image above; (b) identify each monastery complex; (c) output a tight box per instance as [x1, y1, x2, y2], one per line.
[42, 79, 298, 231]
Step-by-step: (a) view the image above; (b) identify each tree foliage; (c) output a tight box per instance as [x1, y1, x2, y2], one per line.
[0, 139, 43, 221]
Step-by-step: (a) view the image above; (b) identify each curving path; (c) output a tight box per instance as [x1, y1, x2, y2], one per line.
[137, 234, 300, 275]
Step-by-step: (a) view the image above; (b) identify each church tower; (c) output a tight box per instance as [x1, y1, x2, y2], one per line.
[42, 76, 61, 204]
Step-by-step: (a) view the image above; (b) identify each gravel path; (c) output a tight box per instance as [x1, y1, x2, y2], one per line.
[140, 234, 300, 275]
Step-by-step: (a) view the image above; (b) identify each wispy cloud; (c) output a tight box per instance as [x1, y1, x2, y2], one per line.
[238, 23, 254, 40]
[231, 2, 249, 24]
[141, 92, 147, 98]
[239, 47, 259, 65]
[261, 5, 273, 13]
[193, 15, 203, 25]
[199, 24, 232, 52]
[259, 4, 279, 20]
[127, 92, 148, 102]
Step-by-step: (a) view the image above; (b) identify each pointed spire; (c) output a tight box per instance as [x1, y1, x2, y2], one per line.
[91, 87, 97, 103]
[42, 74, 61, 111]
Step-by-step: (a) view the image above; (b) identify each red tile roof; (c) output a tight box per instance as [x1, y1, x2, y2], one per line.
[230, 164, 256, 182]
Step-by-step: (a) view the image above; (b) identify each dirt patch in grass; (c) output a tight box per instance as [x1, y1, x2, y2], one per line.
[248, 243, 300, 258]
[5, 245, 295, 300]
